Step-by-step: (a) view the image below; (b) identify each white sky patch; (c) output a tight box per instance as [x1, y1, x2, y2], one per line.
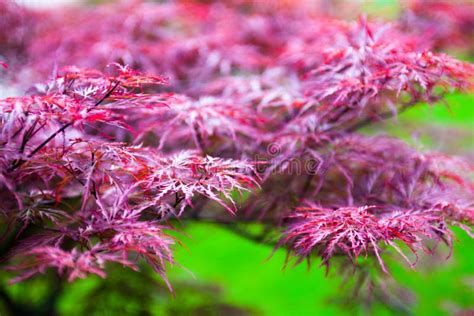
[15, 0, 82, 9]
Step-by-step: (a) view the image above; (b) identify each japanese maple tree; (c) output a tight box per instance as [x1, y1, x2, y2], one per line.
[0, 0, 473, 314]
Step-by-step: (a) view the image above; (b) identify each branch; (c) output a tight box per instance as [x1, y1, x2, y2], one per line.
[7, 81, 120, 172]
[344, 100, 419, 133]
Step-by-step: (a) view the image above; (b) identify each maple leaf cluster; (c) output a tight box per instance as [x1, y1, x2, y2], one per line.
[1, 64, 256, 285]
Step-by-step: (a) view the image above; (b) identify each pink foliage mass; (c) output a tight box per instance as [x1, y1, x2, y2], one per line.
[0, 0, 473, 298]
[400, 0, 474, 53]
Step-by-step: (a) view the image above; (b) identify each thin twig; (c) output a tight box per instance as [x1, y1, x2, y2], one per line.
[8, 81, 120, 172]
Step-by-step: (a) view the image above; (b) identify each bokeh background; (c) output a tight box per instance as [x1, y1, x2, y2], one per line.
[1, 0, 473, 315]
